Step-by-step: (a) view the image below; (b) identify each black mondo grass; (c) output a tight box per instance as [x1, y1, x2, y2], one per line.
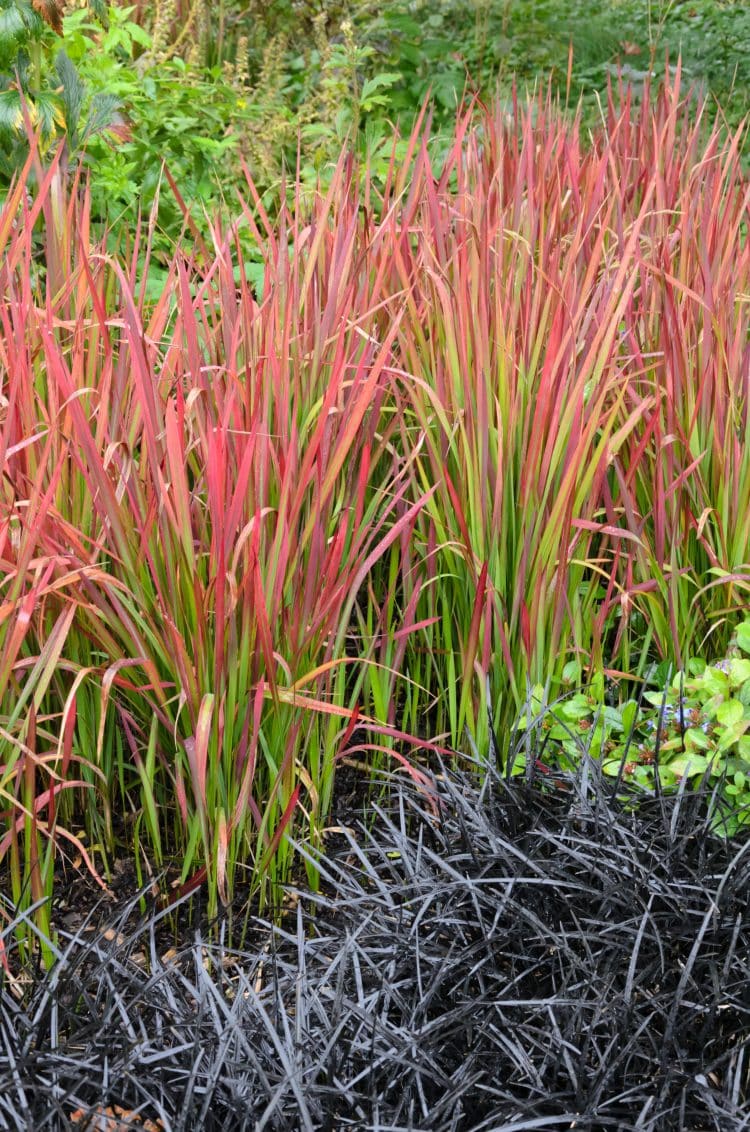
[1, 760, 749, 1131]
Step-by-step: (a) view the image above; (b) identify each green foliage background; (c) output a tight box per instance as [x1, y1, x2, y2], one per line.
[3, 0, 747, 256]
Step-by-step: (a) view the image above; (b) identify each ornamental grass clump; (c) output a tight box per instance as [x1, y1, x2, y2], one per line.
[0, 759, 748, 1130]
[0, 69, 749, 937]
[381, 65, 750, 751]
[0, 141, 436, 932]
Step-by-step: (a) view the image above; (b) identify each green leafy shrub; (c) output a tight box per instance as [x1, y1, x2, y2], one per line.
[0, 0, 121, 180]
[29, 1, 416, 315]
[365, 0, 749, 137]
[25, 0, 747, 265]
[58, 3, 406, 284]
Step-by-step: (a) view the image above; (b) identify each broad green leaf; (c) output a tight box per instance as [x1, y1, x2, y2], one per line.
[736, 621, 750, 654]
[621, 701, 638, 734]
[644, 690, 673, 707]
[716, 699, 745, 727]
[729, 659, 750, 685]
[601, 706, 625, 730]
[701, 667, 729, 696]
[718, 719, 750, 753]
[559, 694, 591, 721]
[530, 684, 545, 707]
[667, 754, 710, 777]
[657, 737, 684, 753]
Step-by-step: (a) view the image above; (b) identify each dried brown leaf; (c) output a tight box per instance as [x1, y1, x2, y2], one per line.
[32, 0, 65, 35]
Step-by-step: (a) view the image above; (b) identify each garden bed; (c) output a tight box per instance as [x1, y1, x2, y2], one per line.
[1, 30, 749, 1130]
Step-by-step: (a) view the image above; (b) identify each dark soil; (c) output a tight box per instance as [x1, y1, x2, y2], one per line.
[0, 753, 383, 971]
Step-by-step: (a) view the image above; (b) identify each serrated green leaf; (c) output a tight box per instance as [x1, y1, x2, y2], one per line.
[80, 91, 121, 144]
[31, 88, 62, 137]
[127, 24, 152, 48]
[87, 0, 110, 28]
[0, 6, 27, 46]
[361, 72, 401, 101]
[55, 49, 84, 139]
[0, 88, 24, 133]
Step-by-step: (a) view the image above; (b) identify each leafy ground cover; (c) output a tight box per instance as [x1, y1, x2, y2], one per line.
[1, 70, 749, 939]
[514, 617, 750, 834]
[1, 758, 748, 1130]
